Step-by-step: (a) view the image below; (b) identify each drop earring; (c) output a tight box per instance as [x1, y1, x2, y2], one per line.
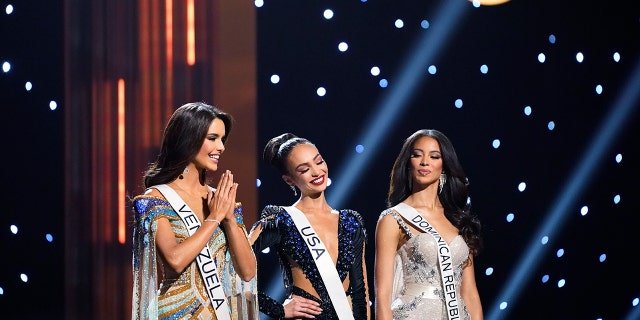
[438, 171, 447, 194]
[290, 185, 297, 197]
[179, 167, 189, 179]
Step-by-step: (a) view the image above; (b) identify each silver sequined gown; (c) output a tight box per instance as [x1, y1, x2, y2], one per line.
[380, 208, 471, 320]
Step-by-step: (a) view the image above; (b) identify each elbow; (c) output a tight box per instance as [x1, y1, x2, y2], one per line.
[238, 270, 256, 282]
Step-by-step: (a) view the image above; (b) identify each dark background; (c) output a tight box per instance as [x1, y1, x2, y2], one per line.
[1, 0, 639, 319]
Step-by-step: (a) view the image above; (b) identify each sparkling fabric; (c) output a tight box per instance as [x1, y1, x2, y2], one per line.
[131, 194, 258, 320]
[380, 208, 471, 320]
[250, 205, 368, 319]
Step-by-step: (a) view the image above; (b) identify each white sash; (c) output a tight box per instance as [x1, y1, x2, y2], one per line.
[283, 206, 355, 320]
[154, 184, 231, 320]
[393, 202, 460, 320]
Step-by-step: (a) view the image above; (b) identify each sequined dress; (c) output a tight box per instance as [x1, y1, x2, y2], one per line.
[250, 205, 368, 319]
[380, 208, 470, 320]
[131, 194, 258, 320]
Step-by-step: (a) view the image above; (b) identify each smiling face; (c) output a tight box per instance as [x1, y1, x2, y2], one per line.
[409, 136, 443, 189]
[283, 143, 328, 196]
[193, 117, 226, 172]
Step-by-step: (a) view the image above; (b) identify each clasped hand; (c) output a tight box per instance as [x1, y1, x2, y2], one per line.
[205, 170, 238, 223]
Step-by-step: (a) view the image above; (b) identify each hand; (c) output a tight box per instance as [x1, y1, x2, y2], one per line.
[283, 295, 322, 319]
[206, 170, 238, 222]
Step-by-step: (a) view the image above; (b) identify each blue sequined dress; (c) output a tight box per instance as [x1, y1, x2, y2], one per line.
[131, 193, 258, 320]
[250, 205, 368, 319]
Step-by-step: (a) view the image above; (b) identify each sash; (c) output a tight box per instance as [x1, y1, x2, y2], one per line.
[154, 184, 231, 320]
[283, 206, 355, 320]
[393, 202, 460, 320]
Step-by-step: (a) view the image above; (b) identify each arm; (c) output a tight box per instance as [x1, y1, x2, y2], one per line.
[374, 214, 401, 320]
[347, 216, 371, 319]
[154, 199, 224, 274]
[249, 210, 322, 319]
[460, 255, 483, 320]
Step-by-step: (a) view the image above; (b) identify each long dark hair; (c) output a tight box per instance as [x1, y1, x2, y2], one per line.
[387, 129, 482, 255]
[143, 102, 233, 188]
[263, 132, 314, 176]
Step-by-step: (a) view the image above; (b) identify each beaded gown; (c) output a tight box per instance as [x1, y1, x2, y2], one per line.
[250, 205, 368, 319]
[380, 208, 471, 320]
[131, 191, 258, 320]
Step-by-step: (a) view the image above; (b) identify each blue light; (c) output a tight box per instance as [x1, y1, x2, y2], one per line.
[492, 139, 500, 149]
[355, 144, 364, 153]
[454, 99, 463, 109]
[379, 79, 388, 88]
[256, 178, 262, 188]
[480, 64, 488, 74]
[599, 254, 606, 263]
[548, 34, 556, 44]
[524, 105, 532, 116]
[506, 212, 514, 222]
[547, 121, 555, 130]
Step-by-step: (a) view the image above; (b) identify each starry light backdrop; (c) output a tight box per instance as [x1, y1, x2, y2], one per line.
[1, 0, 639, 319]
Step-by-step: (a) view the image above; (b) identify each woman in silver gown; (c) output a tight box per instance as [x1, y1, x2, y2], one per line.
[375, 129, 483, 320]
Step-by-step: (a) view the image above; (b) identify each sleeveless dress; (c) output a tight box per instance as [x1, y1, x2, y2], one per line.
[380, 208, 471, 320]
[131, 194, 258, 320]
[250, 205, 368, 319]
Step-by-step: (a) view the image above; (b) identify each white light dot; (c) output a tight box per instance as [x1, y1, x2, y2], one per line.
[524, 105, 532, 116]
[485, 267, 493, 276]
[427, 65, 437, 75]
[541, 236, 549, 245]
[256, 178, 262, 188]
[576, 52, 584, 63]
[394, 19, 404, 28]
[472, 0, 481, 8]
[316, 87, 326, 97]
[595, 84, 603, 95]
[254, 0, 264, 8]
[580, 206, 589, 216]
[20, 273, 28, 283]
[547, 121, 555, 130]
[2, 61, 11, 73]
[506, 212, 514, 222]
[270, 74, 280, 84]
[261, 247, 270, 253]
[327, 178, 332, 187]
[25, 81, 33, 91]
[338, 42, 348, 52]
[49, 101, 58, 111]
[499, 302, 508, 310]
[615, 153, 622, 163]
[538, 53, 546, 63]
[323, 9, 334, 20]
[556, 248, 564, 258]
[5, 4, 13, 15]
[355, 145, 364, 153]
[454, 99, 463, 109]
[632, 298, 639, 307]
[421, 20, 430, 29]
[492, 139, 501, 149]
[370, 66, 380, 76]
[0, 287, 3, 295]
[480, 64, 488, 74]
[10, 225, 18, 234]
[557, 279, 565, 288]
[517, 182, 526, 192]
[613, 52, 620, 62]
[613, 194, 621, 204]
[379, 79, 388, 88]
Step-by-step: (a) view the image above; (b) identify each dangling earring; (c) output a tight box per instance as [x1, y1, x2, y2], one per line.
[290, 185, 297, 197]
[179, 167, 189, 179]
[438, 171, 447, 194]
